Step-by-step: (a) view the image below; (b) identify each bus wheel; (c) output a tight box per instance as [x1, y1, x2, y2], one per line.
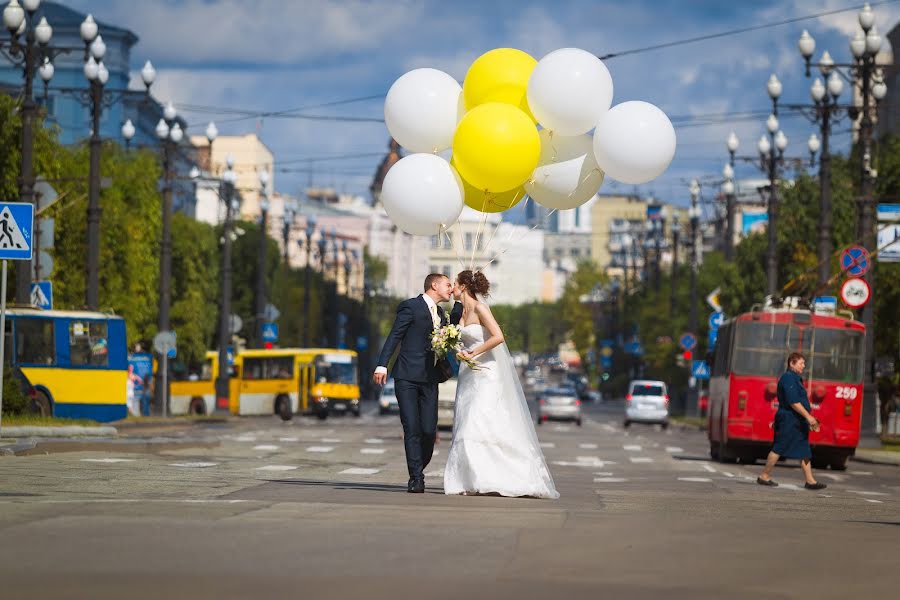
[31, 390, 52, 417]
[719, 444, 737, 464]
[829, 453, 850, 471]
[709, 442, 721, 461]
[188, 397, 206, 416]
[811, 456, 829, 470]
[275, 396, 293, 421]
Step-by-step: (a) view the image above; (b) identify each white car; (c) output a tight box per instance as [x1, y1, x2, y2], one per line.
[624, 380, 669, 428]
[378, 380, 399, 415]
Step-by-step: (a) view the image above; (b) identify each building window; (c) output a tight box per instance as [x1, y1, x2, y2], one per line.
[464, 233, 474, 250]
[443, 265, 453, 277]
[571, 248, 581, 257]
[429, 265, 438, 274]
[431, 235, 441, 249]
[555, 248, 563, 257]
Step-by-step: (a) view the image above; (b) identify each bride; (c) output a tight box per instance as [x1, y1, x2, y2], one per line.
[443, 270, 559, 499]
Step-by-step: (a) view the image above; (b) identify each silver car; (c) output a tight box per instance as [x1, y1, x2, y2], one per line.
[624, 380, 669, 428]
[537, 387, 582, 426]
[378, 380, 399, 415]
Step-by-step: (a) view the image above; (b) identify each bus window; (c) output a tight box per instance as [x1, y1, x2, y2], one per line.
[15, 318, 55, 366]
[732, 322, 789, 377]
[69, 321, 109, 367]
[805, 329, 865, 382]
[243, 358, 264, 380]
[242, 356, 293, 380]
[172, 358, 214, 382]
[315, 354, 358, 385]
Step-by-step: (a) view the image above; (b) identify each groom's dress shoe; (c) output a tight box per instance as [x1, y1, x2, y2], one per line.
[408, 478, 425, 493]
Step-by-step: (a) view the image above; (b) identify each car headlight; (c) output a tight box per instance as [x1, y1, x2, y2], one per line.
[380, 399, 390, 408]
[351, 399, 359, 405]
[315, 396, 328, 404]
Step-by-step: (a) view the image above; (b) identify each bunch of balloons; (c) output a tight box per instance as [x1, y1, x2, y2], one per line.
[381, 47, 676, 236]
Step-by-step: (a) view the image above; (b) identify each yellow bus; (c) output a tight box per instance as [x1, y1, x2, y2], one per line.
[6, 308, 128, 422]
[231, 348, 360, 421]
[169, 351, 219, 416]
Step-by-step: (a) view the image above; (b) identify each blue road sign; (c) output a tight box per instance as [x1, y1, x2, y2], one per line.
[708, 311, 725, 331]
[30, 280, 52, 310]
[357, 336, 368, 350]
[692, 360, 711, 380]
[0, 202, 34, 261]
[624, 341, 644, 356]
[262, 322, 279, 343]
[840, 246, 870, 277]
[679, 333, 697, 351]
[708, 329, 718, 349]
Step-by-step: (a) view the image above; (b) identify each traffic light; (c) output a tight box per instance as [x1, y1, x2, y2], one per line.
[683, 350, 692, 361]
[264, 342, 274, 349]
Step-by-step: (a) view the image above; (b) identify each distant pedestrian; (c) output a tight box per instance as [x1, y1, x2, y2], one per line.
[757, 352, 826, 490]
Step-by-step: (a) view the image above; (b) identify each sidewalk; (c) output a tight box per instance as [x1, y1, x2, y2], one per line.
[852, 448, 900, 466]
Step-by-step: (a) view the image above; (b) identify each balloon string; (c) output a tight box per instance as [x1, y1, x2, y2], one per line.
[441, 223, 468, 271]
[471, 191, 490, 270]
[478, 186, 526, 263]
[565, 167, 605, 199]
[478, 207, 556, 272]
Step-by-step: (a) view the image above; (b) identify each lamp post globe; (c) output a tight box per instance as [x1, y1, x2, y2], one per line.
[141, 60, 156, 88]
[758, 135, 771, 155]
[79, 13, 97, 42]
[766, 114, 779, 134]
[22, 0, 41, 13]
[169, 123, 183, 143]
[155, 118, 169, 140]
[766, 74, 782, 99]
[827, 72, 844, 98]
[850, 32, 866, 59]
[859, 2, 875, 32]
[872, 80, 887, 100]
[83, 56, 99, 81]
[775, 131, 788, 152]
[34, 16, 52, 45]
[38, 57, 54, 83]
[866, 27, 883, 55]
[205, 121, 218, 143]
[798, 30, 816, 58]
[810, 77, 826, 102]
[807, 133, 821, 155]
[726, 131, 739, 153]
[723, 163, 734, 180]
[121, 119, 135, 141]
[163, 101, 176, 122]
[722, 180, 734, 195]
[90, 34, 106, 60]
[225, 154, 235, 169]
[4, 1, 26, 33]
[97, 61, 109, 85]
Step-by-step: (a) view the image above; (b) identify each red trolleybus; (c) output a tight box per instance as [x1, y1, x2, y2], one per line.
[707, 299, 865, 470]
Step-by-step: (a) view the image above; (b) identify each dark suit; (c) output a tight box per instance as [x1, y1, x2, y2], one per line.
[377, 297, 462, 481]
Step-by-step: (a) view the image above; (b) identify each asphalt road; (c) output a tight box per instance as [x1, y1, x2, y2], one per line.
[0, 397, 898, 599]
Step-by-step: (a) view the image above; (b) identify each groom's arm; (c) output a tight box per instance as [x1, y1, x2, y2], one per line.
[374, 301, 414, 384]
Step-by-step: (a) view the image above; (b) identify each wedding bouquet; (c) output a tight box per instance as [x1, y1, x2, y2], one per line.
[430, 324, 480, 370]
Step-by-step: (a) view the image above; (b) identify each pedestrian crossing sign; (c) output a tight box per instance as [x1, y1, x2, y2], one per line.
[0, 202, 34, 261]
[30, 281, 52, 310]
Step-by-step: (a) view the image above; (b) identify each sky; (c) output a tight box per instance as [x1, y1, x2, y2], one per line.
[64, 0, 899, 213]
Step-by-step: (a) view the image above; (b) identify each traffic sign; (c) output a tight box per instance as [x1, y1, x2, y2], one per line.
[708, 311, 725, 331]
[29, 281, 52, 310]
[261, 322, 279, 343]
[691, 360, 711, 380]
[679, 333, 697, 351]
[840, 277, 871, 308]
[708, 329, 718, 349]
[706, 287, 722, 313]
[840, 246, 870, 277]
[153, 330, 177, 358]
[0, 202, 34, 261]
[263, 303, 280, 322]
[229, 314, 243, 334]
[356, 336, 368, 351]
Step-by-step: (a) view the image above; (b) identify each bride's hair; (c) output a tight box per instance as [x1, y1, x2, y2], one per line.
[457, 270, 490, 298]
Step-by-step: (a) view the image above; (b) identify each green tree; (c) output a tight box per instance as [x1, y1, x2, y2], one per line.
[559, 261, 608, 361]
[170, 214, 219, 365]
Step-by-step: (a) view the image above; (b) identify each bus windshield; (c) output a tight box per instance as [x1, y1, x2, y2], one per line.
[804, 328, 864, 382]
[731, 322, 790, 377]
[315, 354, 358, 385]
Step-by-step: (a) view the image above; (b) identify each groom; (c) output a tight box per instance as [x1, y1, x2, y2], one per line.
[373, 273, 462, 493]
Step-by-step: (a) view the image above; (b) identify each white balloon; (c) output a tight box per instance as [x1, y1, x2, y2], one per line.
[527, 48, 614, 136]
[592, 101, 676, 185]
[381, 153, 464, 236]
[384, 68, 464, 153]
[525, 131, 604, 210]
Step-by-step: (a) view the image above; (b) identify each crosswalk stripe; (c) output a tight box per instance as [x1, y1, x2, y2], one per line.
[339, 468, 381, 475]
[169, 462, 218, 468]
[80, 458, 135, 463]
[360, 448, 386, 455]
[255, 465, 297, 471]
[253, 445, 279, 451]
[306, 446, 334, 453]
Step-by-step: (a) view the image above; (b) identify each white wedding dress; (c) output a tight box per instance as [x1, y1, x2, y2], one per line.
[443, 323, 559, 499]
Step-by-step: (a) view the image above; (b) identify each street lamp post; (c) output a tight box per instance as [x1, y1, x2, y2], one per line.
[255, 171, 270, 348]
[1, 0, 61, 303]
[669, 212, 680, 315]
[316, 230, 328, 346]
[765, 75, 785, 297]
[723, 132, 739, 261]
[214, 146, 240, 414]
[153, 102, 183, 415]
[687, 179, 702, 416]
[282, 206, 295, 272]
[300, 216, 317, 347]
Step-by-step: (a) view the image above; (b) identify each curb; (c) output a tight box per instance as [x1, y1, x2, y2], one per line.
[0, 426, 118, 438]
[6, 437, 220, 456]
[850, 452, 900, 467]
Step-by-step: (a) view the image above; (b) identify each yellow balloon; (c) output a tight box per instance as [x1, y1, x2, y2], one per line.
[458, 169, 526, 213]
[463, 48, 536, 120]
[452, 103, 540, 193]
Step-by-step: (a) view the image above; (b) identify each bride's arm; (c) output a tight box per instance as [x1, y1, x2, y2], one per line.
[464, 304, 505, 358]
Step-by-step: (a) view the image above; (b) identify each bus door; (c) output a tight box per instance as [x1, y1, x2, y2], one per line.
[298, 359, 313, 413]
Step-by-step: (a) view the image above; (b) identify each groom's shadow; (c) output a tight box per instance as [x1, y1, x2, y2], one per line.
[266, 478, 444, 494]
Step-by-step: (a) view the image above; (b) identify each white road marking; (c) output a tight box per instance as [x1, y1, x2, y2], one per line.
[849, 471, 873, 476]
[594, 477, 628, 483]
[364, 438, 384, 444]
[432, 450, 440, 456]
[253, 445, 279, 451]
[80, 458, 135, 463]
[234, 436, 257, 442]
[552, 426, 572, 432]
[849, 490, 888, 496]
[425, 469, 444, 477]
[321, 438, 341, 443]
[540, 442, 556, 448]
[678, 477, 712, 483]
[255, 465, 297, 471]
[630, 457, 654, 463]
[863, 498, 884, 504]
[780, 484, 802, 491]
[278, 437, 299, 442]
[579, 443, 598, 449]
[819, 473, 845, 482]
[722, 472, 735, 478]
[169, 462, 218, 468]
[339, 468, 381, 475]
[600, 424, 616, 433]
[702, 464, 717, 473]
[623, 445, 642, 451]
[665, 446, 684, 453]
[593, 472, 614, 476]
[306, 446, 334, 453]
[360, 448, 386, 455]
[553, 457, 615, 467]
